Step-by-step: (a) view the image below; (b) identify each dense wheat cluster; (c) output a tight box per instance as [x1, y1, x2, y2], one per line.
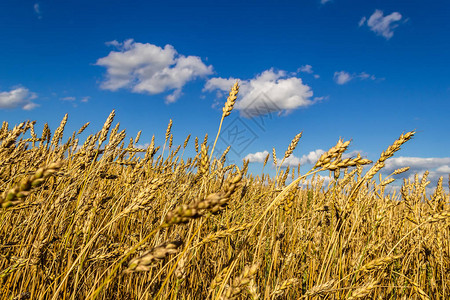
[1, 85, 449, 299]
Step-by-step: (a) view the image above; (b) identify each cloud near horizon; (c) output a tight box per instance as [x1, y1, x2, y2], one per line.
[384, 156, 450, 184]
[204, 69, 315, 117]
[244, 151, 449, 190]
[245, 149, 364, 168]
[384, 156, 450, 172]
[244, 149, 327, 167]
[244, 150, 270, 164]
[96, 39, 213, 103]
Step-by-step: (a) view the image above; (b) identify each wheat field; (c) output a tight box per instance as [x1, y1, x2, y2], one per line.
[0, 83, 449, 299]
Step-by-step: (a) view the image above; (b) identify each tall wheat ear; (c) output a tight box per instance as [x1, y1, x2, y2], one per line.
[275, 132, 303, 178]
[161, 119, 173, 159]
[210, 81, 239, 162]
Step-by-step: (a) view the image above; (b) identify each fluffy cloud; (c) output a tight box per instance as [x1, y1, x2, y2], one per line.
[385, 157, 450, 172]
[247, 151, 449, 190]
[334, 71, 377, 85]
[281, 149, 361, 167]
[96, 39, 213, 103]
[299, 149, 326, 165]
[204, 69, 314, 116]
[244, 150, 302, 168]
[275, 150, 324, 168]
[244, 151, 270, 163]
[436, 165, 450, 173]
[359, 10, 403, 39]
[280, 155, 301, 167]
[0, 87, 38, 110]
[245, 148, 363, 169]
[244, 149, 324, 167]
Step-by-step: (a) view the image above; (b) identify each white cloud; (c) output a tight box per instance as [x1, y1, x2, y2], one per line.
[280, 155, 301, 167]
[404, 171, 448, 191]
[313, 96, 327, 102]
[23, 103, 39, 111]
[204, 69, 314, 116]
[60, 96, 90, 103]
[334, 71, 377, 85]
[436, 165, 450, 173]
[358, 17, 366, 27]
[385, 157, 450, 172]
[300, 149, 325, 165]
[34, 3, 42, 19]
[358, 72, 376, 80]
[298, 64, 320, 79]
[245, 149, 326, 168]
[204, 77, 238, 92]
[96, 39, 213, 103]
[360, 10, 403, 39]
[244, 148, 363, 168]
[165, 89, 183, 103]
[321, 0, 332, 4]
[61, 96, 76, 101]
[299, 65, 313, 74]
[334, 71, 353, 85]
[244, 150, 270, 163]
[0, 87, 38, 110]
[136, 142, 151, 150]
[281, 149, 362, 168]
[383, 156, 450, 189]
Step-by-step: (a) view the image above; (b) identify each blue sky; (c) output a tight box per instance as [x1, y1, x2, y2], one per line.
[1, 0, 449, 188]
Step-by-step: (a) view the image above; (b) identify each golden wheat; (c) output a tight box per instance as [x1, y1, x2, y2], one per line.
[0, 113, 444, 300]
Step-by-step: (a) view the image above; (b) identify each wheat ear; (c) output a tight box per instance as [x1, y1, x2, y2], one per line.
[210, 81, 239, 162]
